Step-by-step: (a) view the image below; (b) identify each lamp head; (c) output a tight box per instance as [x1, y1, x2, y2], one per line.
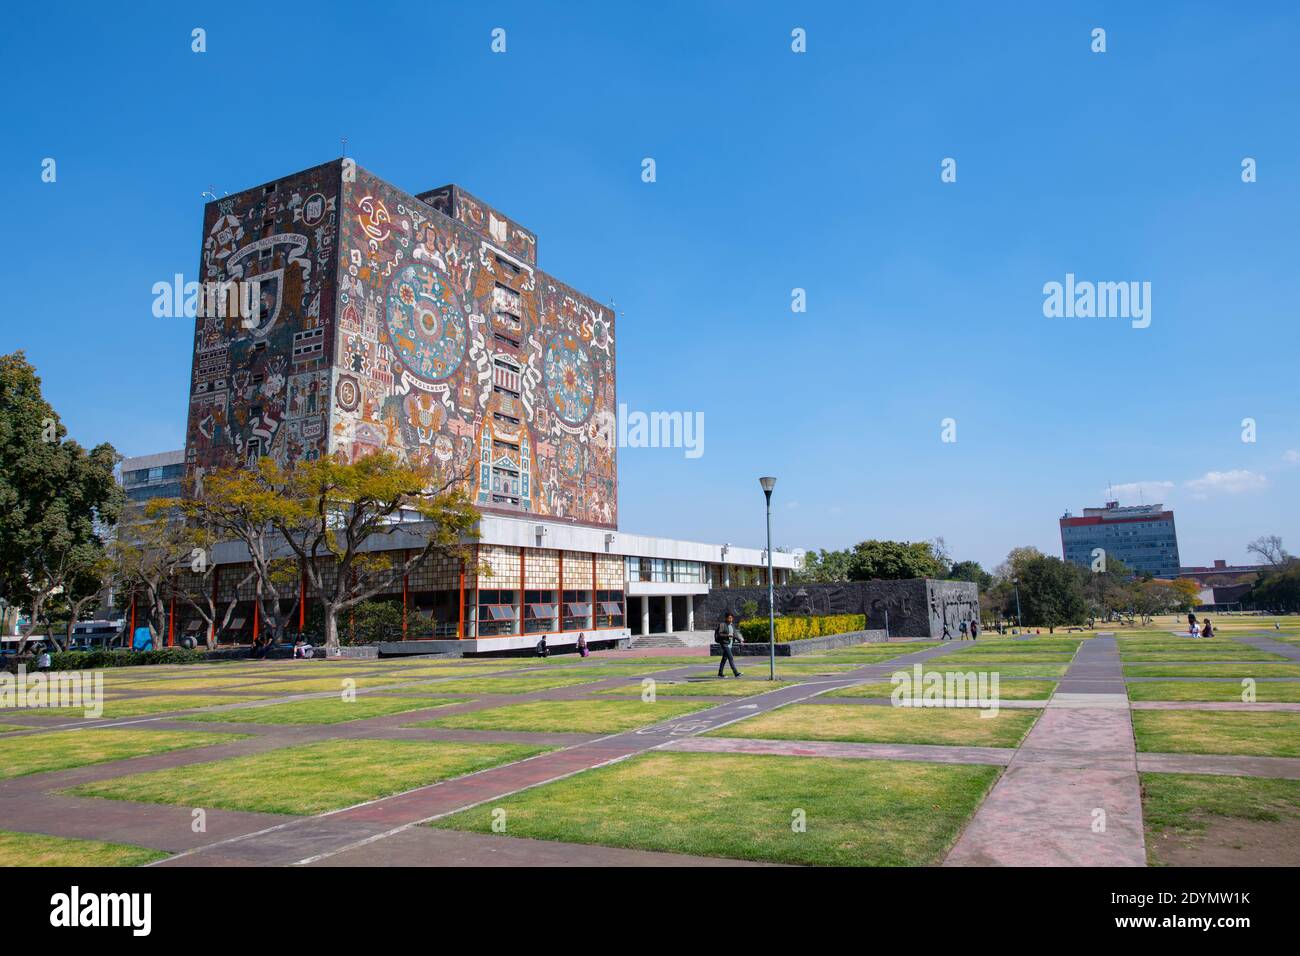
[759, 476, 777, 497]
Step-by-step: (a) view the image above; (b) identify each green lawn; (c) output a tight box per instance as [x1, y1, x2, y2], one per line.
[383, 675, 607, 695]
[707, 703, 1037, 748]
[0, 728, 242, 780]
[0, 724, 29, 734]
[1119, 648, 1289, 662]
[1131, 711, 1300, 758]
[431, 751, 999, 866]
[1124, 664, 1300, 679]
[67, 739, 550, 814]
[936, 653, 1075, 664]
[407, 698, 711, 734]
[0, 830, 167, 867]
[597, 678, 801, 698]
[825, 679, 1057, 700]
[1140, 773, 1300, 866]
[1127, 681, 1300, 703]
[236, 676, 418, 694]
[1, 694, 267, 719]
[180, 695, 468, 725]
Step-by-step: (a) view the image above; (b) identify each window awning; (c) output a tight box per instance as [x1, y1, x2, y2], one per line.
[565, 603, 591, 616]
[527, 604, 558, 618]
[599, 602, 623, 615]
[485, 605, 516, 621]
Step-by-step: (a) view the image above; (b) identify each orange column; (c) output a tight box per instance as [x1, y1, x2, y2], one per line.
[253, 600, 260, 642]
[592, 553, 597, 629]
[210, 565, 220, 646]
[129, 596, 136, 639]
[558, 551, 564, 633]
[402, 550, 409, 640]
[299, 568, 306, 634]
[457, 562, 465, 640]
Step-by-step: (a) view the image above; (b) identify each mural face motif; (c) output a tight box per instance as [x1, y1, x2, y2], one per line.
[185, 162, 339, 473]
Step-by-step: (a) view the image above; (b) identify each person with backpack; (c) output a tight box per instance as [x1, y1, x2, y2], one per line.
[714, 613, 743, 678]
[959, 620, 969, 640]
[535, 634, 549, 658]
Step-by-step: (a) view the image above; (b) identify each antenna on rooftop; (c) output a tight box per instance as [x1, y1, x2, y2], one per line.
[341, 135, 348, 158]
[200, 185, 227, 201]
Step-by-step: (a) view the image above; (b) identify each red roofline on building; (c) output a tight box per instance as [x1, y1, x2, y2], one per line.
[1059, 512, 1173, 527]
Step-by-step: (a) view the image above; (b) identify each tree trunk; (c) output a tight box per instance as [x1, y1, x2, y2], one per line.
[324, 607, 339, 655]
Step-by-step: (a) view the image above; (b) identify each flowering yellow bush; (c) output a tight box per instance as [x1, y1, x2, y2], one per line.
[737, 614, 866, 643]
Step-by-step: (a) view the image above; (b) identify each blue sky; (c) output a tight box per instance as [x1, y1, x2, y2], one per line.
[3, 1, 1297, 569]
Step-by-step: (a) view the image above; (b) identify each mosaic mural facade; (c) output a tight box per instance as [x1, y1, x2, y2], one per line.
[184, 160, 619, 530]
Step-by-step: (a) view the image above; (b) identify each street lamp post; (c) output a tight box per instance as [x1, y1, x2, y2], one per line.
[1013, 578, 1023, 629]
[759, 476, 777, 680]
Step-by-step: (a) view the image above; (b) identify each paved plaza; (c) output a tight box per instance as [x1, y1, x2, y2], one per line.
[3, 622, 1300, 867]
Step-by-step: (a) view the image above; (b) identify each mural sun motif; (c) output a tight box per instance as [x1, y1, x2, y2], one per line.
[385, 263, 467, 384]
[543, 333, 595, 426]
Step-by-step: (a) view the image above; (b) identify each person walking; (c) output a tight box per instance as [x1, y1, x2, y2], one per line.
[715, 613, 743, 678]
[577, 633, 589, 658]
[959, 620, 969, 641]
[942, 623, 952, 641]
[970, 619, 979, 641]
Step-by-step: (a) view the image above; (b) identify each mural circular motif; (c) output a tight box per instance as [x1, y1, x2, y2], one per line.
[543, 333, 595, 426]
[386, 264, 467, 383]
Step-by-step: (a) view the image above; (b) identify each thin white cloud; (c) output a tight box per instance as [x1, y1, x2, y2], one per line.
[1107, 480, 1175, 503]
[1283, 449, 1299, 464]
[1183, 469, 1269, 497]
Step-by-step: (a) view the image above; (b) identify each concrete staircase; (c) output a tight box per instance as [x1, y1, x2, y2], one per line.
[628, 634, 687, 649]
[628, 630, 715, 650]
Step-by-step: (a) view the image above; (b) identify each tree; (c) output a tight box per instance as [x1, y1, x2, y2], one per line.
[176, 461, 301, 646]
[266, 452, 479, 653]
[0, 352, 122, 653]
[1015, 554, 1087, 632]
[847, 540, 944, 581]
[1169, 577, 1202, 612]
[1250, 563, 1300, 612]
[1081, 555, 1133, 620]
[948, 560, 992, 590]
[792, 547, 853, 583]
[1247, 535, 1290, 567]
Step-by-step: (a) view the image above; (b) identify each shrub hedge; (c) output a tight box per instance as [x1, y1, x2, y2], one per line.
[4, 648, 211, 673]
[736, 614, 866, 644]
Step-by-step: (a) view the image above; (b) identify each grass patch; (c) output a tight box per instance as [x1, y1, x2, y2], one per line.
[1124, 664, 1300, 679]
[597, 678, 800, 698]
[383, 675, 606, 695]
[1127, 681, 1300, 703]
[1140, 773, 1300, 866]
[826, 680, 1057, 700]
[0, 695, 265, 719]
[1131, 711, 1300, 758]
[67, 739, 549, 814]
[235, 676, 416, 694]
[0, 724, 30, 734]
[180, 695, 468, 725]
[707, 703, 1037, 748]
[0, 830, 167, 867]
[0, 728, 242, 780]
[408, 698, 711, 734]
[1119, 648, 1288, 662]
[431, 751, 998, 866]
[937, 653, 1075, 664]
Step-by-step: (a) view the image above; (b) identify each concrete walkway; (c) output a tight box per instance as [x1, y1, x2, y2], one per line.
[944, 636, 1147, 866]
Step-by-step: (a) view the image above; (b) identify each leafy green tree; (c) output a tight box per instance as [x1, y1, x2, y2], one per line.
[792, 547, 853, 583]
[1015, 554, 1087, 632]
[267, 452, 479, 653]
[0, 352, 122, 652]
[847, 539, 944, 581]
[948, 560, 992, 590]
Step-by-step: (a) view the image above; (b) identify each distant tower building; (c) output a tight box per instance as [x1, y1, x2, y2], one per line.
[1059, 501, 1181, 578]
[120, 450, 185, 504]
